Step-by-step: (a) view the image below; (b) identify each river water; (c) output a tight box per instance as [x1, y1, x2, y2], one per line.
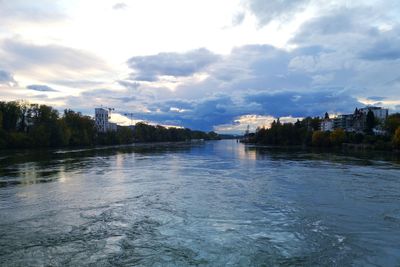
[0, 140, 400, 266]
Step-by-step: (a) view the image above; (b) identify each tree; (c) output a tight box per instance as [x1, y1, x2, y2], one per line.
[28, 104, 62, 147]
[330, 128, 346, 146]
[385, 113, 400, 135]
[312, 131, 330, 147]
[62, 109, 96, 146]
[366, 110, 376, 133]
[0, 101, 21, 131]
[393, 127, 400, 149]
[324, 112, 329, 119]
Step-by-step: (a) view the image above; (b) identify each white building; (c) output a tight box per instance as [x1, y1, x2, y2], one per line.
[320, 119, 334, 132]
[95, 108, 117, 132]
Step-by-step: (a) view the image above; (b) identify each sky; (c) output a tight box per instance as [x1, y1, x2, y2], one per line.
[0, 0, 400, 134]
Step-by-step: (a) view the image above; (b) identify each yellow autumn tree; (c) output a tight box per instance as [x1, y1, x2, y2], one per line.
[330, 128, 346, 146]
[312, 131, 330, 147]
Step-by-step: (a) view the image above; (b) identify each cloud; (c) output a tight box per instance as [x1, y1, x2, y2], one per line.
[244, 0, 310, 26]
[113, 34, 399, 131]
[232, 12, 245, 26]
[48, 79, 105, 88]
[214, 115, 300, 134]
[127, 48, 220, 81]
[360, 38, 400, 61]
[114, 88, 361, 132]
[0, 70, 17, 86]
[0, 38, 109, 80]
[26, 84, 58, 92]
[2, 0, 399, 133]
[117, 80, 140, 91]
[294, 9, 361, 40]
[113, 3, 127, 10]
[244, 90, 362, 118]
[0, 0, 65, 27]
[367, 96, 386, 101]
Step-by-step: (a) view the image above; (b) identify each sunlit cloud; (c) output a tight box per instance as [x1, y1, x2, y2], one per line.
[215, 114, 300, 134]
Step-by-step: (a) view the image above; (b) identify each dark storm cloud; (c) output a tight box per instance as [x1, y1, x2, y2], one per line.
[134, 95, 242, 131]
[127, 48, 220, 81]
[245, 90, 362, 118]
[27, 84, 57, 92]
[122, 89, 362, 131]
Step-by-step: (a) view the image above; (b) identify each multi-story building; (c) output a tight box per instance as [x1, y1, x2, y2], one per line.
[95, 108, 117, 132]
[320, 106, 389, 133]
[320, 119, 334, 131]
[359, 106, 388, 121]
[333, 114, 354, 130]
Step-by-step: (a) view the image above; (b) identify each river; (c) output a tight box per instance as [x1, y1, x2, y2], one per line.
[0, 140, 399, 266]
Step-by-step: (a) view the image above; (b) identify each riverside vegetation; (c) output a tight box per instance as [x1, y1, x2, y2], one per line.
[247, 114, 400, 151]
[0, 101, 219, 149]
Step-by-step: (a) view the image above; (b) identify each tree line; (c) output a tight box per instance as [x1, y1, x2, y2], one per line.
[0, 101, 220, 149]
[248, 113, 400, 150]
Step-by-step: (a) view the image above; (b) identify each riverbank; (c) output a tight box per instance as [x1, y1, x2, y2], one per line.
[243, 139, 399, 153]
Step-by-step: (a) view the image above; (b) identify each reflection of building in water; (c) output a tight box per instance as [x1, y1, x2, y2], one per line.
[95, 107, 117, 132]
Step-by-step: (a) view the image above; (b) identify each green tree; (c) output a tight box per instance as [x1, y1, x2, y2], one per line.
[0, 101, 21, 131]
[366, 110, 376, 133]
[116, 127, 134, 144]
[62, 109, 96, 146]
[28, 104, 62, 147]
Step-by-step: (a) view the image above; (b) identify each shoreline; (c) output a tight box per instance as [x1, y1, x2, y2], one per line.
[243, 141, 400, 154]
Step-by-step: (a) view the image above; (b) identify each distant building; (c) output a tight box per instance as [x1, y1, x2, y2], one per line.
[334, 114, 354, 131]
[359, 106, 388, 121]
[95, 108, 117, 132]
[320, 106, 389, 133]
[320, 119, 334, 131]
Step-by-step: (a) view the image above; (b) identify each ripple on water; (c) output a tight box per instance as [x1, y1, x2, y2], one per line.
[0, 141, 400, 266]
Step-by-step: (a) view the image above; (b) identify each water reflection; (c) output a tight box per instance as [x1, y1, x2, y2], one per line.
[0, 143, 196, 187]
[245, 144, 400, 166]
[0, 140, 399, 266]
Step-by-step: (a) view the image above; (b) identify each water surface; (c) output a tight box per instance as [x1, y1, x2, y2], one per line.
[0, 140, 400, 266]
